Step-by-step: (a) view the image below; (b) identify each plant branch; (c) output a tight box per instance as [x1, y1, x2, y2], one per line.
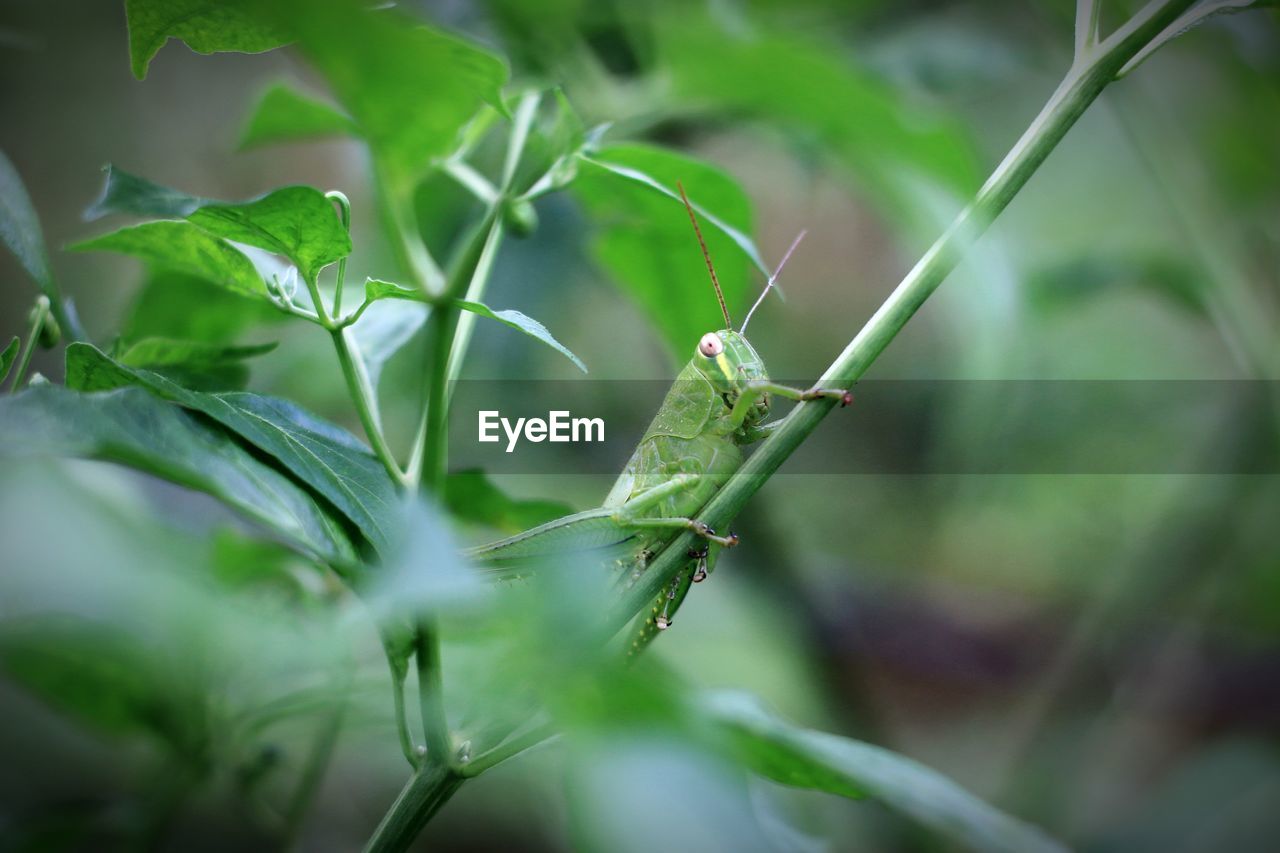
[327, 191, 353, 315]
[7, 295, 47, 392]
[1074, 0, 1102, 61]
[363, 762, 463, 853]
[332, 327, 406, 486]
[456, 721, 557, 778]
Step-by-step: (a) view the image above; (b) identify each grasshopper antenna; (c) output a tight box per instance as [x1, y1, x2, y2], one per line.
[677, 180, 733, 331]
[741, 229, 806, 336]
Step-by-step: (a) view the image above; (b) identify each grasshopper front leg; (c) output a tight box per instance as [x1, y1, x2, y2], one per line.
[729, 380, 852, 429]
[611, 474, 739, 548]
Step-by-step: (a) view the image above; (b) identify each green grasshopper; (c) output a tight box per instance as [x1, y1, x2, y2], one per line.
[467, 183, 851, 653]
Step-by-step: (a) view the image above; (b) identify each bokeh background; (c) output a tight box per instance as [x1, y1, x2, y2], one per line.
[1, 1, 1278, 850]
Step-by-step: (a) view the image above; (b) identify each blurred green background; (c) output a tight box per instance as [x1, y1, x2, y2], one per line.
[1, 0, 1278, 850]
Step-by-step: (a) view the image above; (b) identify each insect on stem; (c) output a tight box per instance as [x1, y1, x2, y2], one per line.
[741, 230, 806, 335]
[676, 180, 733, 331]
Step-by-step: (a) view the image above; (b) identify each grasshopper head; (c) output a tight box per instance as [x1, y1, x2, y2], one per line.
[693, 330, 770, 424]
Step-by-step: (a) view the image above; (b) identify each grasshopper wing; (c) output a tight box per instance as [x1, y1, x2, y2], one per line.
[465, 508, 638, 578]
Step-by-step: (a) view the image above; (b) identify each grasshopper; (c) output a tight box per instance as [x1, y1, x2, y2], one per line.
[467, 183, 851, 653]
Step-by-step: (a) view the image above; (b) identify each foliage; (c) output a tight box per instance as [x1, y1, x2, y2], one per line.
[1, 0, 1276, 850]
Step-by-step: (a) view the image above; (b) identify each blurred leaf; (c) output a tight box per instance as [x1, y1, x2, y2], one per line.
[445, 468, 575, 533]
[1027, 254, 1206, 317]
[0, 149, 54, 291]
[210, 528, 311, 599]
[71, 220, 268, 299]
[349, 300, 428, 396]
[123, 268, 283, 345]
[0, 384, 355, 563]
[0, 617, 206, 751]
[651, 11, 978, 203]
[84, 164, 207, 221]
[0, 336, 18, 385]
[115, 337, 278, 391]
[703, 691, 1067, 853]
[284, 0, 508, 185]
[573, 144, 757, 358]
[567, 733, 774, 853]
[66, 343, 397, 556]
[188, 186, 350, 284]
[456, 300, 588, 373]
[367, 496, 481, 619]
[124, 0, 289, 80]
[237, 82, 357, 150]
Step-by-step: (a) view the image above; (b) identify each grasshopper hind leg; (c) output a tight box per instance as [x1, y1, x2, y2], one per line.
[625, 545, 718, 658]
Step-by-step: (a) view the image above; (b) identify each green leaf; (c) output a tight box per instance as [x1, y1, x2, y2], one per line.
[83, 170, 350, 285]
[210, 528, 311, 598]
[456, 300, 587, 373]
[67, 343, 398, 556]
[71, 220, 267, 299]
[0, 149, 54, 291]
[703, 692, 1067, 853]
[124, 0, 290, 80]
[237, 82, 358, 150]
[651, 11, 978, 202]
[117, 338, 277, 368]
[445, 469, 574, 534]
[355, 282, 586, 376]
[84, 164, 207, 221]
[116, 337, 278, 391]
[580, 149, 769, 275]
[573, 145, 758, 359]
[188, 186, 351, 284]
[0, 384, 354, 564]
[0, 337, 18, 385]
[364, 277, 421, 304]
[123, 268, 284, 345]
[283, 1, 508, 185]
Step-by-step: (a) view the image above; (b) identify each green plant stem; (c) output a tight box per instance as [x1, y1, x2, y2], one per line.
[7, 296, 47, 392]
[332, 327, 406, 486]
[364, 762, 463, 853]
[389, 665, 419, 767]
[406, 207, 503, 490]
[375, 167, 445, 296]
[411, 91, 538, 489]
[457, 721, 557, 778]
[303, 196, 405, 485]
[326, 191, 353, 315]
[414, 620, 450, 761]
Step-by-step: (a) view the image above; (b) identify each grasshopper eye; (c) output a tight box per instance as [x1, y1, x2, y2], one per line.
[698, 332, 724, 357]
